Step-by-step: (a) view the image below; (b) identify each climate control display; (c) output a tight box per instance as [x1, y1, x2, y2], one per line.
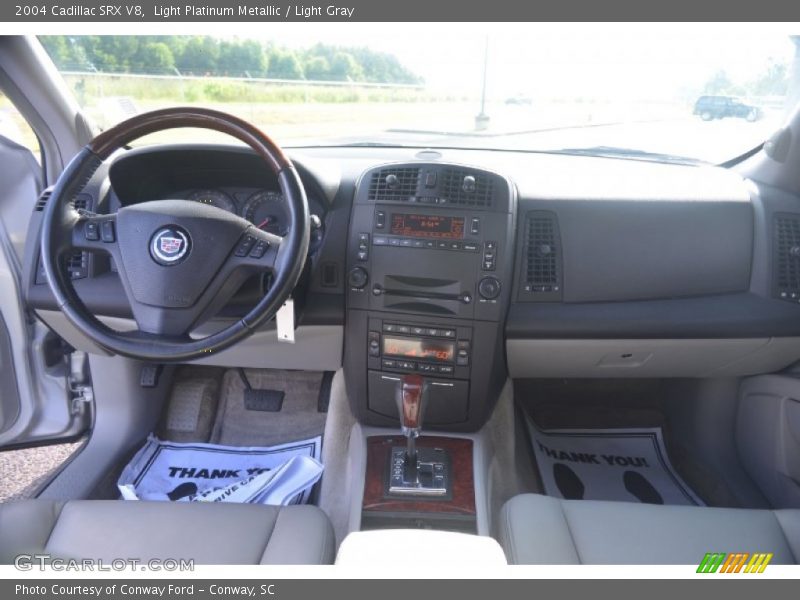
[390, 213, 465, 239]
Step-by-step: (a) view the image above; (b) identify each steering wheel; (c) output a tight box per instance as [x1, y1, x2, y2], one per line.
[40, 107, 310, 362]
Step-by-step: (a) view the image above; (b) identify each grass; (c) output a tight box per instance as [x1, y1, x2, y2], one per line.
[63, 73, 451, 106]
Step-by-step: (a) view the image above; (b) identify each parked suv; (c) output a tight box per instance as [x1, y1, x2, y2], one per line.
[693, 95, 763, 122]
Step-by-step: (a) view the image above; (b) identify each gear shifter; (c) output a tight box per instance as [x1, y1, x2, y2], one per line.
[388, 373, 450, 497]
[396, 373, 425, 472]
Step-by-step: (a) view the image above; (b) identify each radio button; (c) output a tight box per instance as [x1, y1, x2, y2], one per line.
[479, 276, 502, 300]
[348, 267, 369, 289]
[368, 330, 381, 356]
[456, 350, 469, 366]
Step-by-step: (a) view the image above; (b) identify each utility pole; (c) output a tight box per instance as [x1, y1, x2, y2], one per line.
[788, 36, 800, 117]
[475, 36, 490, 131]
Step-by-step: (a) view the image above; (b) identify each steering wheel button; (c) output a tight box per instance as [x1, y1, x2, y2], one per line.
[100, 221, 115, 243]
[85, 221, 100, 241]
[235, 235, 256, 257]
[249, 240, 270, 259]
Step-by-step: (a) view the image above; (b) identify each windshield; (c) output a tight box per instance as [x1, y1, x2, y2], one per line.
[39, 28, 799, 164]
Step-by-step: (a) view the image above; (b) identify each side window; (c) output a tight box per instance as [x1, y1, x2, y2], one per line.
[0, 91, 41, 164]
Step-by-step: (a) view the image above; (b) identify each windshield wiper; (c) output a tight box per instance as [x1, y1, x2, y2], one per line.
[546, 146, 705, 166]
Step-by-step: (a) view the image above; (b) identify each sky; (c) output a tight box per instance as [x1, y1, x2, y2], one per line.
[26, 22, 799, 101]
[261, 23, 797, 100]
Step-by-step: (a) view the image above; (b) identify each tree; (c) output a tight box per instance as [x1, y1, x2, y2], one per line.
[176, 36, 220, 74]
[132, 42, 175, 73]
[329, 52, 364, 81]
[37, 35, 423, 84]
[267, 50, 303, 79]
[304, 56, 330, 80]
[703, 69, 744, 95]
[751, 59, 789, 96]
[218, 39, 266, 77]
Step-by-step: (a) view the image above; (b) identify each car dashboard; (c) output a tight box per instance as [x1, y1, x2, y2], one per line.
[23, 143, 800, 432]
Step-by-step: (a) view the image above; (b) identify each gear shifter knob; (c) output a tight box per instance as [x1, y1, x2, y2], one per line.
[395, 373, 427, 468]
[398, 373, 424, 431]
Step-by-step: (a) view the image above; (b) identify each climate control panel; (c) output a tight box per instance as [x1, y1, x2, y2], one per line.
[366, 318, 472, 380]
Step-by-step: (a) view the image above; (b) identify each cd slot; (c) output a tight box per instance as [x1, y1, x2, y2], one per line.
[373, 274, 471, 314]
[377, 288, 469, 304]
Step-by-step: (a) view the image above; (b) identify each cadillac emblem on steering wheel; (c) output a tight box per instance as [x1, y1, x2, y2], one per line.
[150, 227, 191, 265]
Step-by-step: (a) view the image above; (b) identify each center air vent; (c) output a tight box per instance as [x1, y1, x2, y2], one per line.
[368, 167, 420, 201]
[774, 213, 800, 303]
[440, 168, 493, 208]
[521, 211, 562, 301]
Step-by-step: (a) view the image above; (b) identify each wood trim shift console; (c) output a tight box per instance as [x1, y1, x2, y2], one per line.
[362, 436, 475, 516]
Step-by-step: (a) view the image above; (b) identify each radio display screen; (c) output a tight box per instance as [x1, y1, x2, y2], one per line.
[390, 213, 464, 239]
[382, 336, 455, 363]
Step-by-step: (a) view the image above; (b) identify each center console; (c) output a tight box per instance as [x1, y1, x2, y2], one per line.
[344, 162, 516, 432]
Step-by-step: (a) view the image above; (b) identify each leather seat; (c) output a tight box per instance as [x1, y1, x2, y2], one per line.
[499, 494, 800, 565]
[0, 499, 335, 565]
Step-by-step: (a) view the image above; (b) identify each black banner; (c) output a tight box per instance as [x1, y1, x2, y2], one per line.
[3, 579, 800, 600]
[3, 0, 800, 22]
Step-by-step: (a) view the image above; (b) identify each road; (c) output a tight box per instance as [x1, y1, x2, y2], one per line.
[0, 441, 83, 502]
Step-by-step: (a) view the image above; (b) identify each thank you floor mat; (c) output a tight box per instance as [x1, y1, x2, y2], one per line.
[526, 418, 703, 506]
[118, 435, 322, 504]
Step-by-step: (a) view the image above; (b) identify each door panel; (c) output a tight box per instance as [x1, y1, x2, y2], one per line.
[0, 131, 90, 449]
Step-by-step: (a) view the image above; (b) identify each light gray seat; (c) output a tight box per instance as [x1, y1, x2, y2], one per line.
[0, 499, 335, 565]
[499, 493, 800, 565]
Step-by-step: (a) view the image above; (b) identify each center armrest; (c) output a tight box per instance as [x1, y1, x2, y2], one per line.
[335, 529, 507, 565]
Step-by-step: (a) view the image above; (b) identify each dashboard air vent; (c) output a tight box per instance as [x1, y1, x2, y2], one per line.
[368, 167, 420, 201]
[521, 211, 562, 301]
[440, 168, 493, 208]
[774, 213, 800, 302]
[34, 188, 52, 212]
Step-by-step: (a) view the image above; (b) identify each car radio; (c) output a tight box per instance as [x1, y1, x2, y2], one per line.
[345, 162, 514, 430]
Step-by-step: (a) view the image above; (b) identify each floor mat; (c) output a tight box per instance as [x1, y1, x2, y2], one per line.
[118, 435, 322, 504]
[210, 369, 327, 447]
[526, 416, 704, 506]
[158, 366, 224, 443]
